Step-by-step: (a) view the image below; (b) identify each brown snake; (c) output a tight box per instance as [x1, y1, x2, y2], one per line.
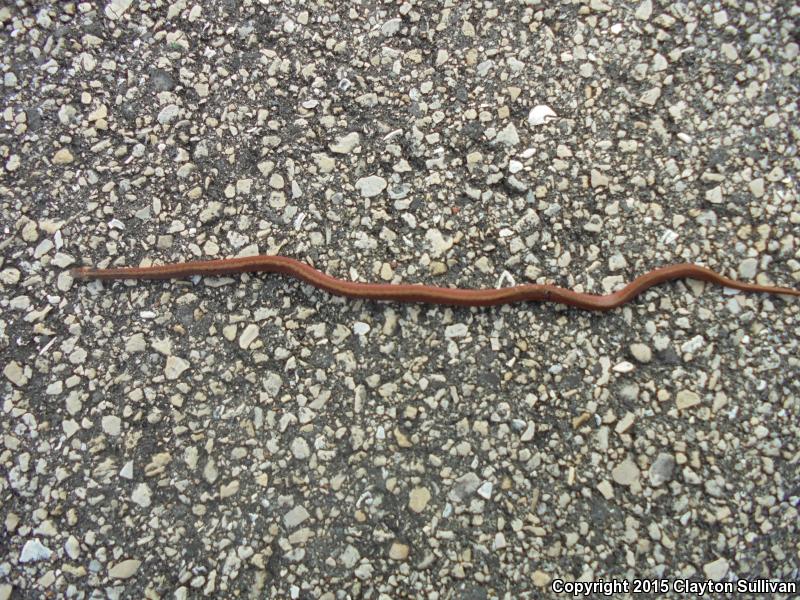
[70, 256, 800, 311]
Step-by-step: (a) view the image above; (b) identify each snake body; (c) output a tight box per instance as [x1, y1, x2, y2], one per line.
[71, 256, 800, 311]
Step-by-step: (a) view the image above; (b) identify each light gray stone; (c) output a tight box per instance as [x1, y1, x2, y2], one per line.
[109, 559, 141, 579]
[648, 453, 675, 486]
[284, 505, 310, 529]
[291, 437, 310, 460]
[105, 0, 133, 20]
[703, 557, 729, 580]
[19, 539, 52, 563]
[131, 483, 152, 508]
[355, 175, 387, 198]
[157, 104, 180, 124]
[630, 343, 652, 363]
[611, 458, 640, 486]
[102, 415, 121, 436]
[635, 0, 652, 20]
[449, 472, 481, 502]
[330, 132, 360, 154]
[164, 356, 190, 380]
[408, 487, 430, 513]
[738, 258, 758, 279]
[495, 122, 519, 146]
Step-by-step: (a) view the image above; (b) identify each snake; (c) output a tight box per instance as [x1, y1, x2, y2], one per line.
[70, 256, 800, 311]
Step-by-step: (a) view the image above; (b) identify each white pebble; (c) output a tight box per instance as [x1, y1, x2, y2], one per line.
[528, 105, 557, 126]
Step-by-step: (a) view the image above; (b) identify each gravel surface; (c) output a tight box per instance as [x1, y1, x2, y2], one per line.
[1, 0, 799, 598]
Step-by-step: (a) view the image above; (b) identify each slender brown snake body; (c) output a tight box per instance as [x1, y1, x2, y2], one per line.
[71, 256, 800, 311]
